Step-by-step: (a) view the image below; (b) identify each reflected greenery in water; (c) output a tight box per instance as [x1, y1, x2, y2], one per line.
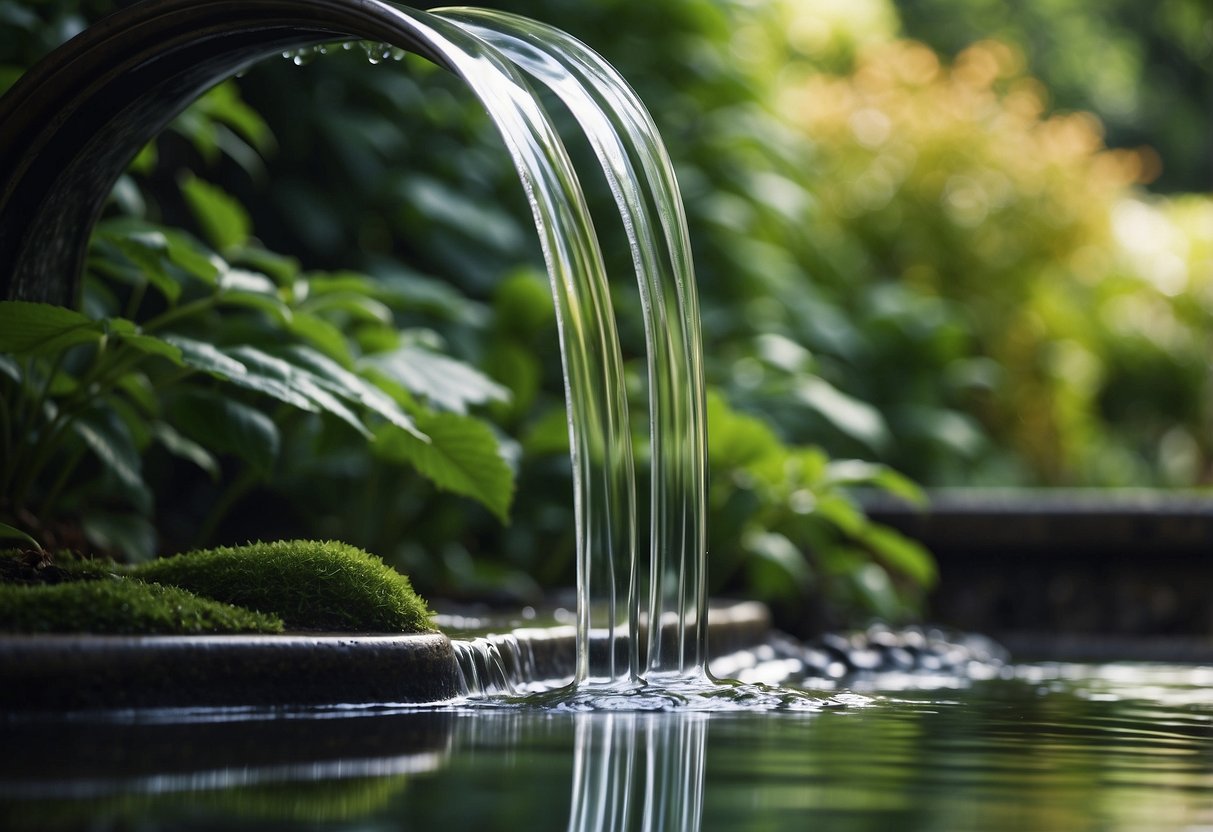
[4, 665, 1213, 831]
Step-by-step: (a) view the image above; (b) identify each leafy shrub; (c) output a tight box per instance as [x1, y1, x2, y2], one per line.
[777, 38, 1213, 485]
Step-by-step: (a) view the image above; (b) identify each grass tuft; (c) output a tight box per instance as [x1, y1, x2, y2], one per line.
[0, 579, 284, 634]
[131, 540, 435, 633]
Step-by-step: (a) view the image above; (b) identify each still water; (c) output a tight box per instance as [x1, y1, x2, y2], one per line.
[4, 663, 1211, 831]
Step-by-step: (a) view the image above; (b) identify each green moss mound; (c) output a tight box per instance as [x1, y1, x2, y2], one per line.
[0, 579, 284, 635]
[132, 540, 435, 633]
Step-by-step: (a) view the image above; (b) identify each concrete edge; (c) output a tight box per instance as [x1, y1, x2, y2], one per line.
[0, 632, 460, 711]
[0, 601, 774, 711]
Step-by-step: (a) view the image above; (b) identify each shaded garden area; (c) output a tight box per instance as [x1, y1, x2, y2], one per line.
[1, 0, 1210, 635]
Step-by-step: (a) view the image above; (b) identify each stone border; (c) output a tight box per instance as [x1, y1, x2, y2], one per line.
[0, 633, 459, 711]
[0, 602, 773, 711]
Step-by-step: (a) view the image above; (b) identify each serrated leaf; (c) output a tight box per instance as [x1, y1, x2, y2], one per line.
[0, 301, 102, 355]
[163, 334, 249, 379]
[375, 411, 514, 522]
[225, 345, 366, 435]
[167, 392, 279, 476]
[366, 343, 510, 414]
[280, 344, 425, 440]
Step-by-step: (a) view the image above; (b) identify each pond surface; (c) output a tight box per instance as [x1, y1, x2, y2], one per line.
[3, 663, 1211, 831]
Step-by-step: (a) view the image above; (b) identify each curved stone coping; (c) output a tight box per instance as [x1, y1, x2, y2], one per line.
[0, 601, 774, 711]
[0, 632, 460, 711]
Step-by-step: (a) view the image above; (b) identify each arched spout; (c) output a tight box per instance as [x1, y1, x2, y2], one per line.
[0, 0, 454, 305]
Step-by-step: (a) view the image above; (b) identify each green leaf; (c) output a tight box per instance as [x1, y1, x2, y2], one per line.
[299, 290, 393, 325]
[0, 301, 102, 355]
[795, 376, 891, 453]
[150, 421, 221, 480]
[280, 345, 425, 440]
[225, 346, 367, 436]
[115, 373, 159, 416]
[193, 80, 274, 153]
[375, 411, 514, 522]
[825, 459, 927, 507]
[742, 530, 812, 592]
[163, 230, 223, 284]
[179, 173, 250, 252]
[287, 311, 352, 366]
[812, 492, 867, 536]
[163, 334, 249, 380]
[0, 522, 40, 549]
[70, 408, 151, 511]
[100, 227, 183, 302]
[858, 524, 938, 588]
[0, 354, 20, 382]
[217, 291, 293, 323]
[120, 332, 185, 366]
[706, 389, 783, 469]
[521, 405, 571, 456]
[365, 343, 510, 415]
[167, 392, 279, 476]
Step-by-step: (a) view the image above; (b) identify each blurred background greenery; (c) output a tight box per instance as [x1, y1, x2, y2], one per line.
[1, 0, 1209, 634]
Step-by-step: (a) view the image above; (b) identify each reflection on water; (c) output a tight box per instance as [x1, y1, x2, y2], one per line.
[2, 664, 1212, 830]
[568, 714, 706, 832]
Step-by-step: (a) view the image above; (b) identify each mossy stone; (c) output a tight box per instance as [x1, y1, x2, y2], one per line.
[0, 579, 284, 634]
[132, 539, 435, 633]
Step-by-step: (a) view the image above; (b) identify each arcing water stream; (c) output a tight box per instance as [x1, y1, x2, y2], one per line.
[406, 7, 824, 708]
[348, 5, 715, 698]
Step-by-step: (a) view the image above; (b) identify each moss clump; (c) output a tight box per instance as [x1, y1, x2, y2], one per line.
[132, 540, 435, 633]
[0, 579, 284, 634]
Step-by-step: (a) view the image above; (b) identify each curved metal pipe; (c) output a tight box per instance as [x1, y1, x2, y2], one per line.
[0, 0, 455, 304]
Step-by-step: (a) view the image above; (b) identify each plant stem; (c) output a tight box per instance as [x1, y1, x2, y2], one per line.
[141, 296, 216, 333]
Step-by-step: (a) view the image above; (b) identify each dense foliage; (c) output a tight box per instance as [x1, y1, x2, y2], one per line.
[1, 0, 1208, 631]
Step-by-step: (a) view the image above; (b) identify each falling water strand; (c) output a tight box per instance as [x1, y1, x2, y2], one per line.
[428, 12, 848, 710]
[369, 6, 638, 687]
[439, 9, 710, 681]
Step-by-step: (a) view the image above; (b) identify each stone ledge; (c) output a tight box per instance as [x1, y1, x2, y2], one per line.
[0, 602, 775, 711]
[0, 633, 460, 711]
